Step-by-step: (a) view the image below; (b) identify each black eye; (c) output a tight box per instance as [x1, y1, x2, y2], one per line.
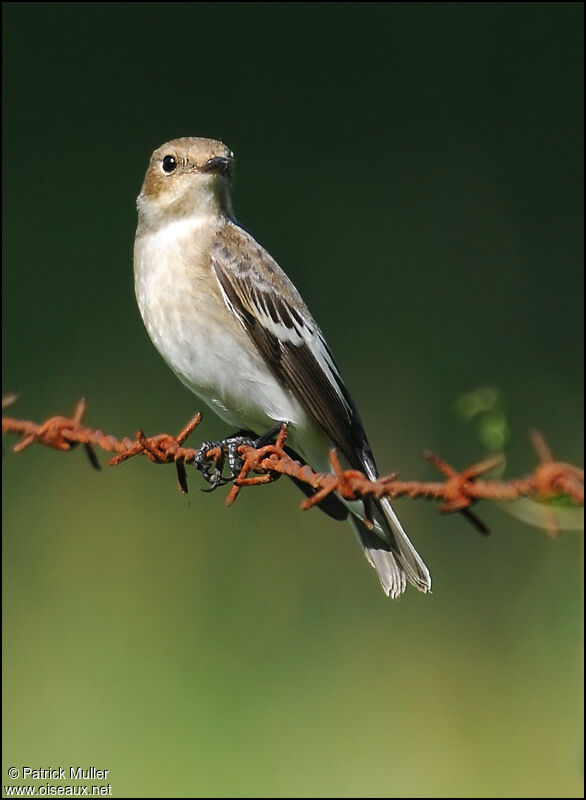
[162, 155, 177, 173]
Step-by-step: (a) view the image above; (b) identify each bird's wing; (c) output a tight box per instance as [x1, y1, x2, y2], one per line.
[210, 221, 373, 471]
[211, 222, 431, 596]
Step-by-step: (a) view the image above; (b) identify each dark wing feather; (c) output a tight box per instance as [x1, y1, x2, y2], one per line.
[211, 222, 375, 472]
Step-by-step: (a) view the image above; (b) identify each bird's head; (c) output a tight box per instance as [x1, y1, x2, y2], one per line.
[137, 137, 234, 226]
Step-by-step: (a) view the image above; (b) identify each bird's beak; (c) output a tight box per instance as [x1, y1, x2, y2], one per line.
[200, 156, 232, 176]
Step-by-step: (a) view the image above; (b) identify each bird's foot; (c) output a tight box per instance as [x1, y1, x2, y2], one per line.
[193, 436, 254, 491]
[192, 424, 286, 492]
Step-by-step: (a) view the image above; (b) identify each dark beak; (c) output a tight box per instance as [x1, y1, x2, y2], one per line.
[200, 156, 232, 176]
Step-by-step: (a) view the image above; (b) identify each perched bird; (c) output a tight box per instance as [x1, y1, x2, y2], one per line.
[134, 137, 431, 597]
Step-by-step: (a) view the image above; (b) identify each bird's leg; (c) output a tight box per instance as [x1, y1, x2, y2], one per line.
[225, 423, 287, 477]
[192, 434, 256, 490]
[223, 435, 257, 478]
[193, 441, 229, 490]
[192, 423, 288, 489]
[253, 422, 285, 448]
[222, 423, 286, 479]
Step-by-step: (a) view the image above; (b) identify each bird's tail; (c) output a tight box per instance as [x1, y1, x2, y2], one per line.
[350, 496, 431, 599]
[283, 439, 430, 597]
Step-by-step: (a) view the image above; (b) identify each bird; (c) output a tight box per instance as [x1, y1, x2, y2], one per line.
[133, 137, 431, 598]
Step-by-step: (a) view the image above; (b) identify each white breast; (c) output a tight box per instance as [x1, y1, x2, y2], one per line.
[133, 217, 309, 434]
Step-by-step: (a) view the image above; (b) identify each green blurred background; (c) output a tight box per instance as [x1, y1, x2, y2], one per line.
[2, 3, 583, 797]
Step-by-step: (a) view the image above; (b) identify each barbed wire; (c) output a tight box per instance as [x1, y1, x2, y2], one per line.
[2, 397, 583, 533]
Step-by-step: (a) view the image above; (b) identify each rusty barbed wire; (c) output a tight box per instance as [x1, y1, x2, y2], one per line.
[2, 399, 583, 528]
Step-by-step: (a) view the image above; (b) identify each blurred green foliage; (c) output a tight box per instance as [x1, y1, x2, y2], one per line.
[454, 387, 510, 451]
[2, 3, 583, 798]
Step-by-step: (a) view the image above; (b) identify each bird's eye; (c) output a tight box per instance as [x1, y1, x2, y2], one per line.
[162, 155, 177, 173]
